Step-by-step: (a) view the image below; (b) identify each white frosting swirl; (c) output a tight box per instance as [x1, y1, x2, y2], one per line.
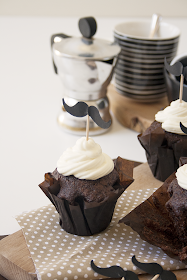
[176, 164, 187, 190]
[57, 137, 114, 180]
[155, 99, 187, 134]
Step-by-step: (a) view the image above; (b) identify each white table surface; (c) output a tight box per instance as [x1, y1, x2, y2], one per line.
[0, 16, 186, 235]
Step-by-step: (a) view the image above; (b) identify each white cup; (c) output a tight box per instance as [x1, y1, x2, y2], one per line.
[114, 19, 180, 41]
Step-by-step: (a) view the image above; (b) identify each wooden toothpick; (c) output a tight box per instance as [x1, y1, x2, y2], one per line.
[179, 74, 184, 103]
[151, 274, 160, 280]
[86, 114, 90, 141]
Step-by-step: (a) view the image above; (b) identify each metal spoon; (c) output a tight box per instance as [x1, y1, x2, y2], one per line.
[149, 13, 161, 38]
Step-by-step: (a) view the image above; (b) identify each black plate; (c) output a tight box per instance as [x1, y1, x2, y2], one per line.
[116, 63, 164, 74]
[114, 31, 180, 46]
[115, 68, 164, 80]
[117, 58, 164, 68]
[115, 86, 166, 102]
[115, 76, 166, 91]
[114, 72, 165, 86]
[115, 82, 166, 95]
[118, 53, 174, 64]
[114, 36, 179, 51]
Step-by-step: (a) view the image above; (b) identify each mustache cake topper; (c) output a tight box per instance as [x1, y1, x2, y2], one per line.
[90, 256, 177, 280]
[165, 58, 187, 136]
[63, 99, 111, 140]
[90, 260, 139, 280]
[132, 255, 177, 280]
[164, 57, 187, 78]
[164, 57, 187, 103]
[180, 122, 187, 134]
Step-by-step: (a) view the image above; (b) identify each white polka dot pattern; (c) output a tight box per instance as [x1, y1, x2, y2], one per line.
[16, 188, 186, 280]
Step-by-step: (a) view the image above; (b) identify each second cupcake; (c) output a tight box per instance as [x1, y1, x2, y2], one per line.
[138, 99, 187, 181]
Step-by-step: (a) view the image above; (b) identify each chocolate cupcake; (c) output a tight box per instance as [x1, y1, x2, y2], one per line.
[39, 137, 134, 236]
[138, 99, 187, 181]
[120, 157, 187, 263]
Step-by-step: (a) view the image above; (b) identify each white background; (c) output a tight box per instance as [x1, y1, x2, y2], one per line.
[0, 0, 187, 17]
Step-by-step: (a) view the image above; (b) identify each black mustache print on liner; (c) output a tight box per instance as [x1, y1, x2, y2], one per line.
[63, 99, 111, 129]
[132, 255, 177, 280]
[180, 122, 187, 134]
[164, 57, 187, 79]
[90, 260, 139, 280]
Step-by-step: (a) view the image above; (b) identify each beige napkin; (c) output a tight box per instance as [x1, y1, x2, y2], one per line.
[16, 188, 187, 280]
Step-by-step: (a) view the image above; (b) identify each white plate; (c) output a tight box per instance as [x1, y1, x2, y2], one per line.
[114, 20, 180, 41]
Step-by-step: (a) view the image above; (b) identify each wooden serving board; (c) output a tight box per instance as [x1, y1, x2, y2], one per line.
[108, 84, 169, 134]
[1, 163, 187, 280]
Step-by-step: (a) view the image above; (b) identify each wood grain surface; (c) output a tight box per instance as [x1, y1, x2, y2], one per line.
[0, 231, 37, 280]
[0, 236, 7, 280]
[108, 84, 169, 134]
[0, 163, 187, 280]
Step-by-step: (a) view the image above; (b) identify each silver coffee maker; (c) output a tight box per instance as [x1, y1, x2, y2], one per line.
[51, 17, 121, 135]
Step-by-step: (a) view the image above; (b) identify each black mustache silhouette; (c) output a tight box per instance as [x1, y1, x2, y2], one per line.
[180, 122, 187, 134]
[90, 256, 177, 280]
[63, 99, 111, 129]
[90, 260, 139, 280]
[132, 255, 177, 280]
[164, 57, 187, 80]
[63, 100, 88, 117]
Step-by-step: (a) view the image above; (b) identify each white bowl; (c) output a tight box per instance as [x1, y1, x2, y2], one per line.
[114, 20, 180, 41]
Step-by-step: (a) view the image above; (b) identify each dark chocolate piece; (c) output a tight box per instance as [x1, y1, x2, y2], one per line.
[120, 164, 187, 263]
[166, 178, 187, 247]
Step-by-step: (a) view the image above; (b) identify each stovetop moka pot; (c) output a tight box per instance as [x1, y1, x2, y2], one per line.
[51, 17, 121, 135]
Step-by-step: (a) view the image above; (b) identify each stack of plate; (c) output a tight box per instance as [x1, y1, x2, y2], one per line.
[113, 20, 180, 102]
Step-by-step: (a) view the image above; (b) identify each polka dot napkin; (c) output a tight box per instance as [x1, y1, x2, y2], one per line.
[16, 188, 187, 280]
